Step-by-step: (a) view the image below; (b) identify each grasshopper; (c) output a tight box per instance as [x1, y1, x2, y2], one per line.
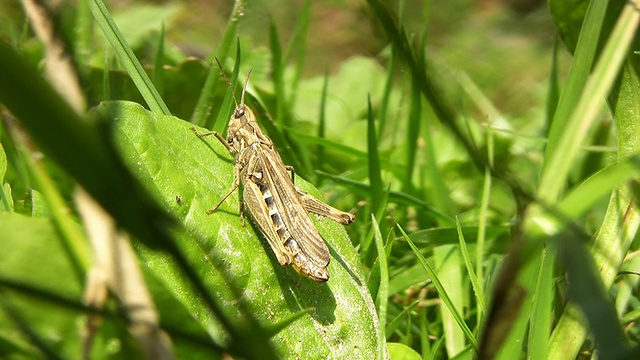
[193, 59, 355, 282]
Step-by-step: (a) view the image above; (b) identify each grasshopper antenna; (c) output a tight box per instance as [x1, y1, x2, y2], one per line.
[215, 57, 253, 108]
[240, 68, 252, 107]
[215, 57, 239, 107]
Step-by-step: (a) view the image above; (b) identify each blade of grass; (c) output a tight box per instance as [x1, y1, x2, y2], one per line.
[283, 0, 311, 106]
[538, 0, 637, 204]
[360, 96, 386, 264]
[0, 144, 12, 212]
[527, 244, 554, 360]
[475, 131, 493, 325]
[548, 2, 640, 355]
[433, 243, 465, 356]
[386, 300, 420, 338]
[455, 218, 486, 317]
[420, 94, 456, 219]
[0, 44, 171, 246]
[398, 225, 477, 350]
[316, 69, 329, 183]
[370, 225, 397, 313]
[404, 76, 420, 194]
[482, 233, 532, 359]
[557, 155, 640, 218]
[288, 129, 406, 180]
[545, 36, 561, 130]
[367, 93, 384, 215]
[102, 52, 112, 100]
[316, 170, 454, 224]
[192, 0, 245, 127]
[366, 0, 485, 171]
[404, 27, 428, 197]
[372, 215, 389, 360]
[556, 232, 631, 358]
[89, 0, 170, 115]
[269, 17, 287, 127]
[420, 306, 432, 359]
[211, 0, 244, 62]
[212, 46, 242, 133]
[378, 45, 396, 140]
[544, 0, 607, 162]
[367, 188, 391, 292]
[608, 53, 640, 318]
[151, 23, 165, 96]
[267, 18, 311, 178]
[74, 0, 92, 84]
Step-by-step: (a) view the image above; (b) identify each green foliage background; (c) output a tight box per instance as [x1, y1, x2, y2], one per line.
[1, 0, 640, 359]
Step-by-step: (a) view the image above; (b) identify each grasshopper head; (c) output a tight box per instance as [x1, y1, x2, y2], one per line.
[232, 103, 256, 124]
[216, 59, 271, 150]
[226, 103, 258, 140]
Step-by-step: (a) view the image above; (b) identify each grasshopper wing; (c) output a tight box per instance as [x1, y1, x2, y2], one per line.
[259, 146, 331, 268]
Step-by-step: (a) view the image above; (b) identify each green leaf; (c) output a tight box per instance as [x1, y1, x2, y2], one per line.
[99, 100, 380, 357]
[387, 342, 422, 360]
[0, 212, 84, 359]
[0, 43, 274, 357]
[0, 212, 215, 359]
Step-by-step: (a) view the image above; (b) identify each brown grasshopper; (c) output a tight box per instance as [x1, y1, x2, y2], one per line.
[193, 59, 355, 282]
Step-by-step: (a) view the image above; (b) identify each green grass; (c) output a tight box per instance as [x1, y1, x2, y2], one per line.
[1, 0, 640, 358]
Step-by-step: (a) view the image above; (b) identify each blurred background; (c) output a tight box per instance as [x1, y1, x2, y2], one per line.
[167, 0, 559, 119]
[1, 0, 565, 119]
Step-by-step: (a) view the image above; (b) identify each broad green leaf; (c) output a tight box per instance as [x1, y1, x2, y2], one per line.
[99, 100, 379, 358]
[0, 212, 86, 359]
[0, 212, 212, 359]
[387, 342, 421, 360]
